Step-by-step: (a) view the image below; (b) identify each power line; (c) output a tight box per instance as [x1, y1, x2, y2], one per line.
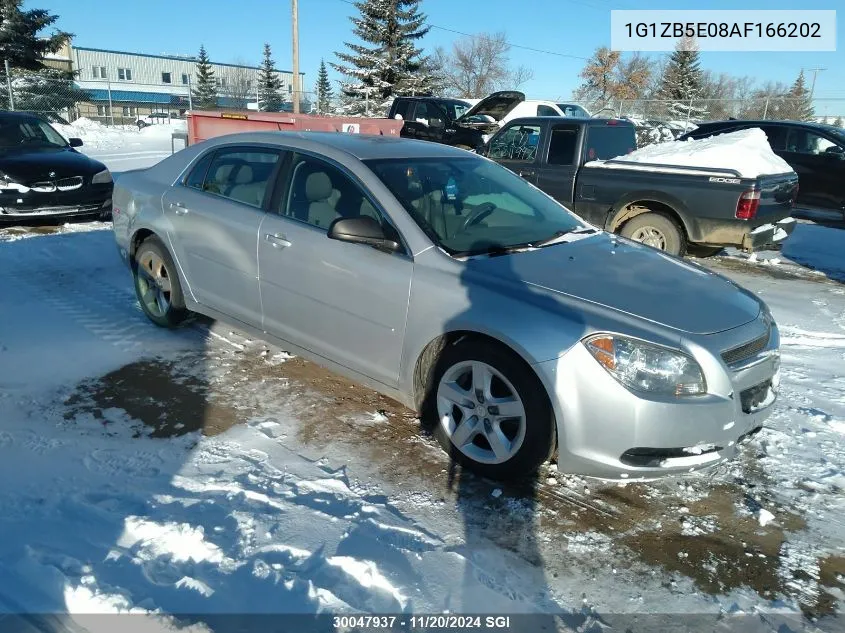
[334, 0, 589, 61]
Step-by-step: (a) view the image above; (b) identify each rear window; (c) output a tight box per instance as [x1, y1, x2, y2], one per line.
[584, 125, 636, 161]
[391, 99, 413, 120]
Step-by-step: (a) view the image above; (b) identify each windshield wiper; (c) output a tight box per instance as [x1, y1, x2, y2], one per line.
[531, 226, 598, 248]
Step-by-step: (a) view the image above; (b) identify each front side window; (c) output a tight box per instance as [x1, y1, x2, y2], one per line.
[786, 129, 843, 156]
[366, 156, 584, 256]
[162, 72, 172, 84]
[488, 124, 541, 162]
[281, 154, 384, 230]
[412, 101, 446, 127]
[197, 148, 280, 208]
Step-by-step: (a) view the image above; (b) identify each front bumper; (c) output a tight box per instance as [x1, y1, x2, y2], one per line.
[0, 185, 113, 225]
[534, 318, 780, 479]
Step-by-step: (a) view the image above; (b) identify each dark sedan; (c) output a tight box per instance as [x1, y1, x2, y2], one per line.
[0, 111, 113, 225]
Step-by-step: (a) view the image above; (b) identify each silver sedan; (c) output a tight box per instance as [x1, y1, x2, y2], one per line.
[113, 132, 781, 481]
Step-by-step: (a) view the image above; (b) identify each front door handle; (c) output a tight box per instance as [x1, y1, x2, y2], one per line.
[518, 170, 535, 179]
[265, 233, 292, 248]
[169, 201, 189, 215]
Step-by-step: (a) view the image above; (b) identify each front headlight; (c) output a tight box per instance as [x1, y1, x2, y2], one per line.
[91, 169, 112, 184]
[583, 334, 706, 397]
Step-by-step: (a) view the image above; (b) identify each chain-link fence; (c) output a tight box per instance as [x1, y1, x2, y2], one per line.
[2, 73, 318, 127]
[568, 97, 845, 126]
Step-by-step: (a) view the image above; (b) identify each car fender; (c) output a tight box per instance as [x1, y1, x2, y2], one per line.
[606, 189, 693, 236]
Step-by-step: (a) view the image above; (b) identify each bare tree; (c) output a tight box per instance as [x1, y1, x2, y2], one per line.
[223, 58, 256, 109]
[436, 32, 533, 98]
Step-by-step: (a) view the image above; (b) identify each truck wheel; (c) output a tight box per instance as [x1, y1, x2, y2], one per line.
[620, 212, 685, 256]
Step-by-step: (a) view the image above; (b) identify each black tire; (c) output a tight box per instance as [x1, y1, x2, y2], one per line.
[620, 212, 685, 256]
[686, 244, 724, 258]
[132, 236, 188, 328]
[423, 338, 555, 481]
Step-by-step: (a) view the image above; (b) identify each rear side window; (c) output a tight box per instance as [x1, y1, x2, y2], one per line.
[584, 125, 636, 161]
[185, 151, 214, 189]
[537, 105, 559, 117]
[198, 148, 281, 208]
[548, 125, 579, 165]
[759, 126, 788, 151]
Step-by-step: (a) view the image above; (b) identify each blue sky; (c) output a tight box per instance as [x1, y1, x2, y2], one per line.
[29, 0, 844, 112]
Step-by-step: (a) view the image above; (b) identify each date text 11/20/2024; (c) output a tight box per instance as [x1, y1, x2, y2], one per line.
[333, 615, 512, 630]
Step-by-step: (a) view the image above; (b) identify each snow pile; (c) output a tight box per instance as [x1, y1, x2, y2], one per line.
[53, 117, 186, 152]
[588, 127, 794, 178]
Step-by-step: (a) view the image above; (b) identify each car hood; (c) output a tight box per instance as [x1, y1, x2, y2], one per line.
[464, 233, 761, 335]
[457, 91, 525, 124]
[0, 147, 106, 183]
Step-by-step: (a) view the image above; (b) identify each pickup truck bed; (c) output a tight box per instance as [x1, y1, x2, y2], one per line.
[483, 116, 799, 256]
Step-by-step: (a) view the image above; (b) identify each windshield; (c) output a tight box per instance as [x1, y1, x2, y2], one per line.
[446, 101, 471, 120]
[0, 118, 68, 149]
[365, 156, 585, 256]
[557, 104, 590, 118]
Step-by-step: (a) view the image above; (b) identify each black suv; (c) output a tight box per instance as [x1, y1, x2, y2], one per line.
[387, 91, 525, 150]
[678, 120, 845, 213]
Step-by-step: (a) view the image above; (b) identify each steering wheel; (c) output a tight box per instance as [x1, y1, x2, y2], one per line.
[458, 202, 496, 233]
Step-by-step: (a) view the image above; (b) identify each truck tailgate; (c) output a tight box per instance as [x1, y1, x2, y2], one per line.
[753, 171, 799, 227]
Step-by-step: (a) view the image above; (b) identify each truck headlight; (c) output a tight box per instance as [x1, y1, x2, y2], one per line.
[91, 169, 112, 184]
[583, 334, 706, 396]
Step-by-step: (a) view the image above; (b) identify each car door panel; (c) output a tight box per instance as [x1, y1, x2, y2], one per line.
[161, 147, 281, 327]
[535, 124, 580, 207]
[488, 122, 542, 184]
[258, 153, 412, 387]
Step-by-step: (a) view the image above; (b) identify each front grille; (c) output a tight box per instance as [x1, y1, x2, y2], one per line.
[740, 379, 773, 413]
[722, 330, 770, 367]
[27, 176, 84, 192]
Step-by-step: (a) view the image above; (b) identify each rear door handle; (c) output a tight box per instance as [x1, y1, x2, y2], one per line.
[265, 233, 292, 248]
[518, 170, 535, 178]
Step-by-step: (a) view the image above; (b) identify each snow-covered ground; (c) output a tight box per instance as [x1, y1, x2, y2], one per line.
[1, 138, 844, 632]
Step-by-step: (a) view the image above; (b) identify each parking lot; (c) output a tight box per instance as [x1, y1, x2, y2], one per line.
[1, 204, 843, 629]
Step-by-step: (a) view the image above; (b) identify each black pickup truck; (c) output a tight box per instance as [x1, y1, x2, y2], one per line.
[387, 91, 524, 150]
[481, 117, 799, 256]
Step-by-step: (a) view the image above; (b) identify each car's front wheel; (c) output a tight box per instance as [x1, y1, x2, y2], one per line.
[133, 236, 188, 328]
[426, 339, 555, 480]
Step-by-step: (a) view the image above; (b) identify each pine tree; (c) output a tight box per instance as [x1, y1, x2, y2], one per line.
[258, 43, 283, 112]
[657, 37, 708, 122]
[834, 116, 844, 128]
[192, 45, 218, 109]
[0, 0, 69, 71]
[315, 59, 333, 115]
[783, 71, 814, 122]
[332, 0, 435, 116]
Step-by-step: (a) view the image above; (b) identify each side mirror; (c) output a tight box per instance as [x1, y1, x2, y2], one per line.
[68, 137, 83, 148]
[327, 216, 400, 253]
[824, 146, 845, 159]
[394, 113, 404, 121]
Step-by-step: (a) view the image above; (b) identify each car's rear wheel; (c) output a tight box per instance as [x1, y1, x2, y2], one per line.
[133, 237, 188, 328]
[620, 212, 685, 256]
[426, 339, 555, 480]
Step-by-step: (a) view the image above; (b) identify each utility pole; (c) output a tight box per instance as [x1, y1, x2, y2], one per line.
[4, 60, 14, 111]
[292, 0, 300, 114]
[806, 67, 826, 101]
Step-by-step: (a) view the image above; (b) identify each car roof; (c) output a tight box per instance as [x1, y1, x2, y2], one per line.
[201, 130, 478, 160]
[0, 110, 45, 123]
[695, 119, 837, 131]
[505, 116, 634, 127]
